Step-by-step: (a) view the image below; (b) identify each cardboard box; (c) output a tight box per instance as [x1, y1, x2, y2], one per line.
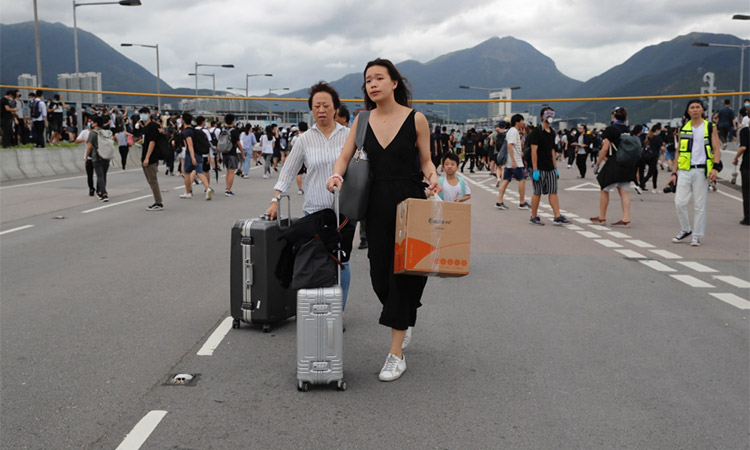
[393, 198, 471, 277]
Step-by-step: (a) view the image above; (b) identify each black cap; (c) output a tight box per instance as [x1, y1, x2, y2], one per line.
[496, 120, 508, 128]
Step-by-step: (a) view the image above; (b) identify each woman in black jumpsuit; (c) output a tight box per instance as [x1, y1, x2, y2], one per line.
[329, 58, 440, 382]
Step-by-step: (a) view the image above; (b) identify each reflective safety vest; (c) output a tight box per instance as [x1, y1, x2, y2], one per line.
[678, 119, 713, 177]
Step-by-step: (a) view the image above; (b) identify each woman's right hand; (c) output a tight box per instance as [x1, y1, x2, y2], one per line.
[265, 201, 278, 220]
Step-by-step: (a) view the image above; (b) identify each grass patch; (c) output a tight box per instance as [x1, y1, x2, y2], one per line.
[2, 143, 79, 150]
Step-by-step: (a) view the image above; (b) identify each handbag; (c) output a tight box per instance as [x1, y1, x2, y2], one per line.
[340, 111, 372, 221]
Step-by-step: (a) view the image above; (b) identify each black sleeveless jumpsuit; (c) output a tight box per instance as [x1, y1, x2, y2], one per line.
[364, 110, 428, 330]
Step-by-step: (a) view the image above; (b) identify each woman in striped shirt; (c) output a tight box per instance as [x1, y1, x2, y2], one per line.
[265, 82, 352, 308]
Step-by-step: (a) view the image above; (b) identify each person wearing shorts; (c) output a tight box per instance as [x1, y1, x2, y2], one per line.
[218, 113, 244, 196]
[496, 114, 530, 210]
[180, 113, 212, 199]
[528, 107, 571, 226]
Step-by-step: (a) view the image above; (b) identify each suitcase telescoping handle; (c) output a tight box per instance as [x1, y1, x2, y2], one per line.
[276, 193, 292, 229]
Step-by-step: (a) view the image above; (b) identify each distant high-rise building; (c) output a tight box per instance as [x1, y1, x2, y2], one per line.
[57, 72, 102, 104]
[17, 74, 38, 92]
[489, 88, 514, 121]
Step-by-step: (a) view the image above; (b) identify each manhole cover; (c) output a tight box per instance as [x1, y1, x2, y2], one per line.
[163, 373, 201, 387]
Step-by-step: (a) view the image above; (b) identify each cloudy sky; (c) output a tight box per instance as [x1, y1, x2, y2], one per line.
[2, 0, 748, 95]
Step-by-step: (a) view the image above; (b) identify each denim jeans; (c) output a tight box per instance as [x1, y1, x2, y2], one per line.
[242, 149, 252, 175]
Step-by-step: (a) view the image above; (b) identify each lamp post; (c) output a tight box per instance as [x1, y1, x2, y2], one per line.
[693, 40, 749, 112]
[267, 88, 289, 123]
[460, 85, 520, 127]
[33, 0, 42, 86]
[656, 99, 674, 119]
[73, 0, 140, 128]
[228, 73, 272, 122]
[121, 43, 160, 111]
[193, 63, 233, 100]
[189, 72, 216, 113]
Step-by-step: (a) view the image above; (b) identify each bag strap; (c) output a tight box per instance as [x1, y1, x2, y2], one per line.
[355, 111, 370, 149]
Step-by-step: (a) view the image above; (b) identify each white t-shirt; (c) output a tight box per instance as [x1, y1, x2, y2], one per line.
[742, 116, 750, 128]
[77, 129, 91, 158]
[690, 122, 707, 165]
[440, 176, 471, 202]
[505, 127, 524, 168]
[260, 135, 275, 154]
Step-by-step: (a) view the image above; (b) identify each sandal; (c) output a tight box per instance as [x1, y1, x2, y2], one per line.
[611, 220, 631, 228]
[589, 217, 606, 224]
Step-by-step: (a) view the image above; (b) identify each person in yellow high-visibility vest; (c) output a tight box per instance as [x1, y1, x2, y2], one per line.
[668, 99, 723, 247]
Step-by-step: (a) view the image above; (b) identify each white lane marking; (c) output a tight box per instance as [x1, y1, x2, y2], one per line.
[573, 218, 590, 224]
[0, 168, 142, 190]
[197, 317, 234, 356]
[565, 182, 600, 191]
[640, 260, 677, 272]
[478, 177, 495, 185]
[712, 275, 750, 289]
[577, 231, 601, 239]
[607, 231, 632, 239]
[81, 195, 153, 214]
[594, 239, 622, 248]
[115, 410, 168, 450]
[538, 212, 554, 218]
[588, 224, 610, 231]
[626, 239, 655, 248]
[615, 249, 647, 258]
[649, 249, 682, 259]
[670, 274, 715, 288]
[565, 225, 584, 231]
[676, 261, 718, 273]
[565, 213, 579, 218]
[716, 190, 742, 202]
[0, 225, 35, 236]
[710, 293, 750, 310]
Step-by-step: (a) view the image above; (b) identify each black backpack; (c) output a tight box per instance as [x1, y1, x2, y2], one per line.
[156, 132, 170, 161]
[191, 127, 210, 155]
[30, 99, 42, 119]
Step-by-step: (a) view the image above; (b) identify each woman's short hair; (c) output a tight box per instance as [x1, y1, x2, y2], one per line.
[362, 58, 412, 110]
[307, 82, 341, 110]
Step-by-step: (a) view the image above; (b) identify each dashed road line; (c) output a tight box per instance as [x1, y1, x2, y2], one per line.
[81, 195, 153, 214]
[0, 225, 35, 236]
[615, 249, 647, 259]
[577, 231, 600, 239]
[538, 212, 554, 218]
[712, 275, 750, 289]
[115, 410, 167, 450]
[0, 168, 142, 190]
[594, 239, 622, 248]
[607, 231, 632, 239]
[197, 316, 234, 356]
[676, 261, 718, 273]
[588, 224, 610, 232]
[626, 239, 655, 248]
[716, 190, 742, 202]
[710, 293, 750, 310]
[670, 274, 715, 288]
[649, 249, 682, 259]
[573, 217, 590, 224]
[565, 224, 584, 231]
[640, 260, 677, 272]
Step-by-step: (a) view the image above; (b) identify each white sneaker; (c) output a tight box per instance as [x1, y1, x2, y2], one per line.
[205, 187, 214, 200]
[179, 192, 192, 199]
[402, 327, 413, 349]
[263, 174, 270, 179]
[378, 353, 406, 382]
[690, 236, 701, 247]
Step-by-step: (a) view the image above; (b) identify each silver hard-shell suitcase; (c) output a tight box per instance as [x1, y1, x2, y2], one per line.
[296, 188, 346, 392]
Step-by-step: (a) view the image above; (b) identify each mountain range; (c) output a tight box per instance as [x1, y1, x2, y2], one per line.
[1, 21, 746, 124]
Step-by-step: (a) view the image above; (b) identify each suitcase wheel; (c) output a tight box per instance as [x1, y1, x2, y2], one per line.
[262, 324, 271, 333]
[232, 319, 240, 329]
[298, 381, 310, 392]
[337, 380, 347, 392]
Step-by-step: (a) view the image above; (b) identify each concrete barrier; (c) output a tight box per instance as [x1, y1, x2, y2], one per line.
[46, 147, 67, 175]
[32, 148, 56, 177]
[15, 148, 43, 178]
[60, 147, 84, 174]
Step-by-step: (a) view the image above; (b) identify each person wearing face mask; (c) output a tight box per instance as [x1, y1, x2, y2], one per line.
[75, 120, 96, 196]
[528, 107, 571, 226]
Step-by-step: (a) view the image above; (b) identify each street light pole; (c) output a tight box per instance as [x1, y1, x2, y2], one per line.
[33, 0, 42, 86]
[121, 43, 160, 111]
[267, 87, 289, 123]
[245, 73, 272, 122]
[693, 41, 749, 113]
[193, 62, 234, 102]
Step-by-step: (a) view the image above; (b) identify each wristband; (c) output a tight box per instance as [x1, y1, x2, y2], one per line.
[271, 198, 278, 203]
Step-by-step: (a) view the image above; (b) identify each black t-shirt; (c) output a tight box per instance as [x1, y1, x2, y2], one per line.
[740, 127, 749, 171]
[0, 97, 12, 122]
[602, 123, 630, 156]
[141, 121, 161, 164]
[717, 107, 735, 128]
[230, 127, 241, 153]
[528, 125, 556, 171]
[646, 134, 663, 158]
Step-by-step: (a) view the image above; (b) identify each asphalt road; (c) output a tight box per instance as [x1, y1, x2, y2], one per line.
[1, 158, 748, 450]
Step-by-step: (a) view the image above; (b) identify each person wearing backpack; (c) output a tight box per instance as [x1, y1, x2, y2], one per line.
[180, 113, 212, 200]
[591, 106, 636, 227]
[489, 121, 507, 181]
[217, 114, 244, 196]
[84, 115, 113, 202]
[496, 114, 530, 210]
[29, 90, 48, 148]
[436, 153, 471, 202]
[668, 99, 723, 246]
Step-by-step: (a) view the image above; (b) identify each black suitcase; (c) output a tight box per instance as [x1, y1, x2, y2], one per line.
[230, 195, 297, 332]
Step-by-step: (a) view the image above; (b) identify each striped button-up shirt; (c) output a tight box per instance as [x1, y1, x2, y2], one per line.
[274, 122, 350, 213]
